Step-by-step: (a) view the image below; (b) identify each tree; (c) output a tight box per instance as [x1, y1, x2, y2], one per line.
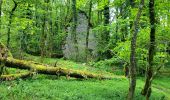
[141, 0, 156, 99]
[6, 0, 18, 48]
[0, 46, 111, 80]
[40, 0, 50, 60]
[0, 0, 2, 37]
[102, 0, 111, 59]
[85, 0, 92, 62]
[71, 0, 79, 61]
[127, 0, 144, 100]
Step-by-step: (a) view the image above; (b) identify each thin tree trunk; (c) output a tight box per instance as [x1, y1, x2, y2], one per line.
[48, 19, 53, 57]
[40, 14, 46, 60]
[167, 10, 170, 55]
[85, 0, 92, 62]
[115, 7, 118, 42]
[127, 0, 144, 100]
[48, 0, 54, 57]
[129, 0, 135, 30]
[71, 0, 79, 61]
[103, 0, 110, 43]
[6, 0, 17, 48]
[0, 0, 2, 37]
[102, 0, 110, 59]
[40, 0, 50, 60]
[141, 0, 156, 99]
[0, 0, 2, 76]
[120, 2, 128, 42]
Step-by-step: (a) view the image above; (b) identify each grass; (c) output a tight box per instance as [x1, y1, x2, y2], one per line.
[1, 53, 170, 100]
[21, 54, 117, 77]
[0, 76, 167, 100]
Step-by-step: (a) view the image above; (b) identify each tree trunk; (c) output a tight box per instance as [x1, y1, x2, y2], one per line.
[40, 14, 46, 60]
[0, 0, 2, 37]
[0, 72, 33, 81]
[120, 1, 128, 42]
[0, 58, 112, 80]
[48, 0, 54, 57]
[127, 0, 144, 100]
[103, 0, 110, 43]
[6, 0, 17, 48]
[115, 7, 119, 43]
[85, 0, 92, 62]
[101, 0, 111, 59]
[71, 0, 79, 61]
[141, 0, 156, 99]
[129, 0, 135, 30]
[0, 2, 4, 74]
[0, 42, 11, 76]
[40, 0, 50, 60]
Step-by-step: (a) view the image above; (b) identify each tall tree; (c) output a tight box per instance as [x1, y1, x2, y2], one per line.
[127, 0, 144, 100]
[85, 0, 92, 62]
[102, 0, 110, 59]
[141, 0, 156, 99]
[40, 0, 50, 60]
[129, 0, 135, 29]
[120, 1, 129, 42]
[6, 0, 17, 48]
[48, 0, 54, 57]
[0, 0, 2, 37]
[71, 0, 78, 61]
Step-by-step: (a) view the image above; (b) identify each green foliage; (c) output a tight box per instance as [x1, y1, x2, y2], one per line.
[0, 0, 169, 99]
[0, 77, 168, 100]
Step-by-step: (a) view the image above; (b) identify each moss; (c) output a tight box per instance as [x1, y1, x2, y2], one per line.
[0, 42, 13, 58]
[3, 58, 113, 80]
[0, 72, 33, 81]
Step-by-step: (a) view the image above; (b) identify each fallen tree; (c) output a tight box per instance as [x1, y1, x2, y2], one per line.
[0, 57, 112, 79]
[0, 42, 11, 76]
[0, 72, 34, 81]
[0, 42, 112, 80]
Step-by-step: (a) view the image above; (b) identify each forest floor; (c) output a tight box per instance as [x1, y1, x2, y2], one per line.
[0, 55, 170, 100]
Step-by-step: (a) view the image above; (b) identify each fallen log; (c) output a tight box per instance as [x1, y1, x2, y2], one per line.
[1, 58, 112, 79]
[0, 42, 12, 76]
[0, 72, 34, 81]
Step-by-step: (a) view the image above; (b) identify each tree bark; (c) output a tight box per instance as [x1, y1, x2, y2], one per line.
[40, 0, 49, 60]
[129, 0, 135, 30]
[102, 0, 111, 59]
[85, 0, 92, 62]
[0, 2, 3, 74]
[0, 72, 33, 81]
[48, 3, 54, 57]
[141, 0, 156, 99]
[127, 0, 144, 100]
[6, 0, 17, 49]
[115, 7, 119, 43]
[0, 0, 2, 37]
[120, 1, 128, 42]
[71, 0, 79, 61]
[0, 58, 112, 79]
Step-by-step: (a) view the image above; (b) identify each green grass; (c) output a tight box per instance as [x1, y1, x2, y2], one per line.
[0, 77, 167, 100]
[1, 52, 170, 100]
[21, 54, 116, 77]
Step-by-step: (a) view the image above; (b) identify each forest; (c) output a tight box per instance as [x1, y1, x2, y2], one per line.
[0, 0, 170, 100]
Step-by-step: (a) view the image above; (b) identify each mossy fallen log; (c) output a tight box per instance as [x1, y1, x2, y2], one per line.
[0, 42, 13, 76]
[1, 58, 112, 79]
[0, 72, 33, 81]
